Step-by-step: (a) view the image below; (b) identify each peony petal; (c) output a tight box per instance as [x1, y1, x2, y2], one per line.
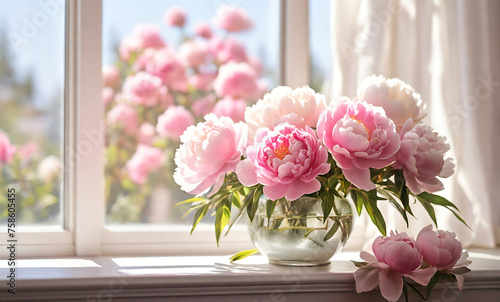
[235, 159, 258, 186]
[285, 179, 321, 201]
[379, 270, 404, 302]
[263, 183, 291, 201]
[342, 166, 375, 191]
[360, 251, 378, 263]
[454, 273, 464, 291]
[406, 267, 437, 286]
[354, 268, 380, 293]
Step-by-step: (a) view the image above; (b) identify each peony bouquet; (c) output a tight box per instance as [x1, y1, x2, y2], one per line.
[353, 225, 471, 301]
[175, 75, 468, 245]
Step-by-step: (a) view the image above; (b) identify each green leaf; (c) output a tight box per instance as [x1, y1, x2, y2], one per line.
[225, 188, 257, 236]
[379, 189, 409, 227]
[452, 267, 471, 275]
[323, 220, 340, 241]
[232, 192, 242, 208]
[215, 197, 232, 246]
[402, 282, 409, 302]
[418, 192, 459, 211]
[266, 199, 277, 220]
[190, 204, 209, 234]
[175, 197, 207, 206]
[247, 186, 263, 222]
[419, 198, 438, 227]
[360, 191, 387, 236]
[321, 192, 334, 222]
[426, 272, 441, 299]
[350, 260, 369, 268]
[229, 249, 260, 263]
[350, 191, 363, 215]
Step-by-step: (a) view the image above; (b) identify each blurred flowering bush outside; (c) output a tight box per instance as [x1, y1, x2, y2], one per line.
[103, 6, 268, 224]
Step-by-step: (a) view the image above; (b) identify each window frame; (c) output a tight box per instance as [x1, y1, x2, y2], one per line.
[4, 0, 348, 258]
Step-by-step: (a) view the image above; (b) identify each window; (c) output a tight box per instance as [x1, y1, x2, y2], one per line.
[1, 0, 334, 257]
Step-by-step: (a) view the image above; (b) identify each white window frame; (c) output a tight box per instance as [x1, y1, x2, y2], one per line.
[4, 0, 350, 258]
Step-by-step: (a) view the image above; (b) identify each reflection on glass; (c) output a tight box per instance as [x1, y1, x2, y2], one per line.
[309, 0, 332, 94]
[0, 0, 66, 226]
[102, 0, 280, 225]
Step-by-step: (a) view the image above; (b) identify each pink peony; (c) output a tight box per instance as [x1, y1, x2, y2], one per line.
[132, 24, 165, 49]
[189, 72, 216, 92]
[107, 103, 138, 134]
[179, 40, 209, 67]
[355, 231, 436, 302]
[213, 62, 259, 99]
[211, 38, 248, 64]
[236, 123, 330, 201]
[174, 113, 248, 195]
[138, 123, 156, 145]
[317, 98, 400, 191]
[372, 231, 423, 274]
[143, 49, 187, 90]
[212, 97, 247, 122]
[102, 87, 115, 108]
[0, 131, 16, 164]
[164, 6, 186, 27]
[195, 22, 213, 39]
[416, 225, 462, 270]
[126, 145, 165, 184]
[245, 86, 327, 140]
[192, 94, 216, 117]
[158, 86, 174, 107]
[122, 72, 162, 107]
[393, 119, 455, 194]
[215, 6, 253, 32]
[156, 106, 195, 140]
[102, 65, 121, 88]
[358, 75, 426, 129]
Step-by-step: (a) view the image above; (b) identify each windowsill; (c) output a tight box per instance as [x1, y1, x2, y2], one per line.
[1, 249, 500, 301]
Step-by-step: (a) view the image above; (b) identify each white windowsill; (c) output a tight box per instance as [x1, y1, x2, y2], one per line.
[1, 249, 499, 301]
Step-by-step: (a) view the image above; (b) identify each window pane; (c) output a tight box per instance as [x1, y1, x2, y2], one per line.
[309, 0, 332, 94]
[0, 0, 66, 226]
[102, 0, 280, 225]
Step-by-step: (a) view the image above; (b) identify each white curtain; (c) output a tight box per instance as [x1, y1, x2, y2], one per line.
[329, 0, 500, 247]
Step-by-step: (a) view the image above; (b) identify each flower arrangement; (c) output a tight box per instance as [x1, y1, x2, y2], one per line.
[176, 75, 467, 244]
[353, 225, 471, 301]
[103, 6, 267, 222]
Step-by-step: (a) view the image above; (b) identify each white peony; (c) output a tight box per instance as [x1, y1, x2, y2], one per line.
[37, 155, 61, 183]
[244, 86, 327, 139]
[357, 75, 426, 128]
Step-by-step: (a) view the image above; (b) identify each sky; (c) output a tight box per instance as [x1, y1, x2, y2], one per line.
[0, 0, 332, 108]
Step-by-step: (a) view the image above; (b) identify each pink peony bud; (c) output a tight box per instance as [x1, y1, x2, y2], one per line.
[132, 24, 165, 49]
[214, 6, 252, 32]
[416, 225, 463, 270]
[138, 123, 156, 145]
[192, 94, 216, 117]
[164, 6, 186, 27]
[194, 22, 213, 39]
[372, 231, 423, 274]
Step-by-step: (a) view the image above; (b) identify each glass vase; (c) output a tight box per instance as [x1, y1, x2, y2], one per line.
[247, 194, 354, 266]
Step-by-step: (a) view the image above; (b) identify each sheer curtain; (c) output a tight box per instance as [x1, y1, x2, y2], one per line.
[329, 0, 500, 247]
